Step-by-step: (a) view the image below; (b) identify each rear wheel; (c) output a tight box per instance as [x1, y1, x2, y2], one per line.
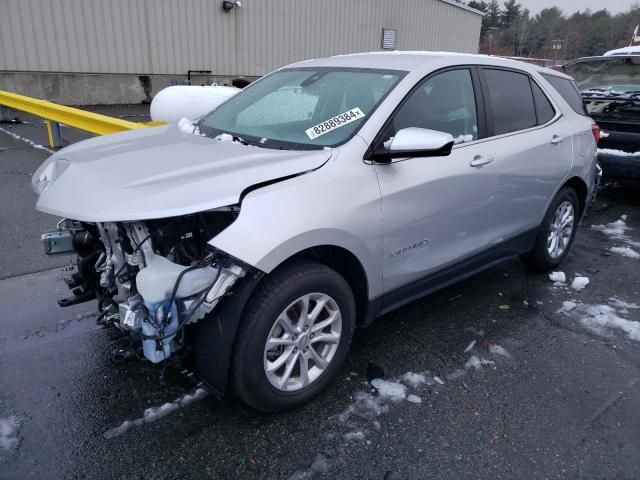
[521, 186, 580, 272]
[230, 260, 355, 412]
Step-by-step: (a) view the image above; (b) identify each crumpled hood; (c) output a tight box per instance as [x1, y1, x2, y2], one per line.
[34, 124, 331, 222]
[563, 55, 640, 92]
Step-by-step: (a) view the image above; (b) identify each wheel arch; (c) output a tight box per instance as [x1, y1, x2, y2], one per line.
[283, 245, 370, 327]
[562, 176, 588, 217]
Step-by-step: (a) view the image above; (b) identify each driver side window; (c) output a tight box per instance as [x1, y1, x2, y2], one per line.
[387, 69, 478, 145]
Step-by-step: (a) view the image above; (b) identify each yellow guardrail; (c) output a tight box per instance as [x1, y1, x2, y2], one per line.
[0, 89, 165, 148]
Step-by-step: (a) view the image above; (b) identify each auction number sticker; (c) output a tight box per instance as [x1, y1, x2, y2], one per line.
[305, 108, 365, 140]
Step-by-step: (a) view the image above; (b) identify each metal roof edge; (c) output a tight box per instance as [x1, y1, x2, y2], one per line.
[438, 0, 485, 16]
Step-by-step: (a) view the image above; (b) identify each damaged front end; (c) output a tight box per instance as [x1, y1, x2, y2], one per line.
[42, 209, 249, 363]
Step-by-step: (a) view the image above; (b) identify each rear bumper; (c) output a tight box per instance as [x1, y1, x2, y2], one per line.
[597, 150, 640, 179]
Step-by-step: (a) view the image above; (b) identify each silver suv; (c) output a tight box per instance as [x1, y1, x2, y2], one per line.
[33, 52, 600, 412]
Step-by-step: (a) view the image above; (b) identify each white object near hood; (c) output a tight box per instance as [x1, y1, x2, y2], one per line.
[150, 85, 241, 123]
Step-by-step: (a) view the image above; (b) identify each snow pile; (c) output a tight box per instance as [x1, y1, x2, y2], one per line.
[454, 134, 474, 144]
[549, 271, 566, 283]
[176, 117, 204, 136]
[571, 276, 590, 291]
[591, 217, 630, 239]
[103, 387, 208, 438]
[592, 216, 640, 259]
[610, 246, 640, 259]
[580, 305, 640, 342]
[0, 416, 21, 451]
[598, 148, 640, 157]
[406, 394, 422, 404]
[560, 299, 640, 342]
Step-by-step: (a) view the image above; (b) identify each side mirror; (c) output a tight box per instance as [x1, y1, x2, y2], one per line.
[371, 127, 455, 163]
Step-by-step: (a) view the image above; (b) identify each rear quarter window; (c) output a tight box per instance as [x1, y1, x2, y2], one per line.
[541, 73, 588, 116]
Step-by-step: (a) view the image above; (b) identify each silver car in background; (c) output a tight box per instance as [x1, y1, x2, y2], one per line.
[33, 52, 600, 412]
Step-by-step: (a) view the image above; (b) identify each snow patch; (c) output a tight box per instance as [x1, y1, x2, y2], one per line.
[343, 431, 366, 442]
[549, 271, 566, 283]
[571, 276, 590, 291]
[591, 217, 630, 239]
[560, 300, 578, 312]
[103, 388, 208, 439]
[0, 416, 21, 451]
[579, 305, 640, 342]
[453, 134, 474, 144]
[609, 297, 639, 309]
[598, 148, 640, 157]
[610, 246, 640, 259]
[400, 372, 428, 388]
[370, 379, 407, 401]
[406, 394, 422, 404]
[464, 355, 482, 370]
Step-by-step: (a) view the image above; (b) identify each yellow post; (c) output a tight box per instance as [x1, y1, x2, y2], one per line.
[45, 120, 55, 148]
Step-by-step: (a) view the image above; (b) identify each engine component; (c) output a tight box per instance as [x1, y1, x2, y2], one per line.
[118, 294, 147, 331]
[41, 219, 84, 255]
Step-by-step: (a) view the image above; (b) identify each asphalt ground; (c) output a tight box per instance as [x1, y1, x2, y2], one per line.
[1, 110, 639, 480]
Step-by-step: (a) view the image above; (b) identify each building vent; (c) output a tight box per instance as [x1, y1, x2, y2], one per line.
[381, 28, 396, 50]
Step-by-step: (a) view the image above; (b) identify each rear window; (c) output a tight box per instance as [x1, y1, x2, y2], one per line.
[483, 68, 537, 135]
[531, 80, 555, 124]
[541, 73, 588, 115]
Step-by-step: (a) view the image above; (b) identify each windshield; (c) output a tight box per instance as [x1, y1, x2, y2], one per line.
[198, 67, 405, 149]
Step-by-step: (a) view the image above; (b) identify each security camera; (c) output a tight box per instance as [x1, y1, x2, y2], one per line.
[222, 0, 241, 11]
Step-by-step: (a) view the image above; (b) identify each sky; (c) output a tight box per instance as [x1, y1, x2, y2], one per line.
[516, 0, 637, 15]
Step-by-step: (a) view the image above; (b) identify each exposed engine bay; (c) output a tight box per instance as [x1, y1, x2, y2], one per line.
[42, 208, 248, 363]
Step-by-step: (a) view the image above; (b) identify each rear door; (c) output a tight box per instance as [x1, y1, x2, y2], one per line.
[373, 67, 499, 295]
[479, 67, 573, 242]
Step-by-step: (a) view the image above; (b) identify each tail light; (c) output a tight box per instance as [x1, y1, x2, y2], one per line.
[591, 123, 600, 143]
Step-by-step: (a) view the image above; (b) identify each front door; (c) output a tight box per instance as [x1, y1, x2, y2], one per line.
[373, 68, 498, 297]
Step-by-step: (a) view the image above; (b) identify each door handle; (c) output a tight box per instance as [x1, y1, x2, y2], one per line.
[469, 155, 494, 167]
[551, 135, 566, 145]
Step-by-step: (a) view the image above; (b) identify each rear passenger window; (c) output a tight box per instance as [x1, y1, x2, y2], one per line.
[483, 69, 537, 135]
[531, 80, 555, 124]
[541, 73, 588, 116]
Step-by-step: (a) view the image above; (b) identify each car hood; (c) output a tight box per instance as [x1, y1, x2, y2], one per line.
[563, 55, 640, 93]
[34, 124, 331, 222]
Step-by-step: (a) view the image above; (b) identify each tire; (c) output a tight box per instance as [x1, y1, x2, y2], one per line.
[521, 186, 580, 272]
[230, 260, 356, 412]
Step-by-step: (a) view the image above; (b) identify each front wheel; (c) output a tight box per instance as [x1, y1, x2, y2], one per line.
[230, 260, 356, 412]
[521, 186, 580, 272]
